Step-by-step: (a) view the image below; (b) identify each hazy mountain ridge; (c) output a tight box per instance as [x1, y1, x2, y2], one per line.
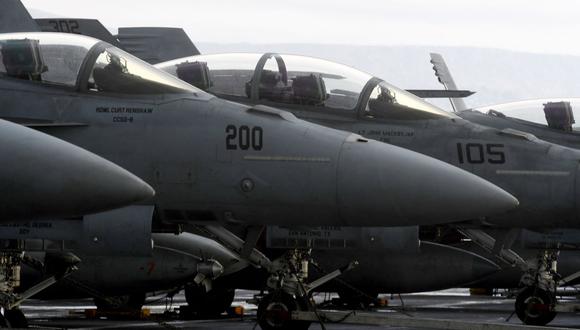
[198, 43, 580, 111]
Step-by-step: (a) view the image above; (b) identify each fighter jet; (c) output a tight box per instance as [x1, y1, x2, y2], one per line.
[154, 52, 580, 326]
[30, 8, 580, 323]
[425, 53, 580, 325]
[0, 118, 155, 326]
[0, 33, 514, 227]
[0, 31, 519, 329]
[154, 52, 576, 228]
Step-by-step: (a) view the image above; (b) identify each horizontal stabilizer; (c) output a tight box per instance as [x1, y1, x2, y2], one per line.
[406, 89, 475, 98]
[117, 27, 200, 64]
[0, 0, 40, 32]
[35, 18, 120, 46]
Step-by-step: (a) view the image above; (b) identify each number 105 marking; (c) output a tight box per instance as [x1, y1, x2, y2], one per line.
[457, 143, 505, 164]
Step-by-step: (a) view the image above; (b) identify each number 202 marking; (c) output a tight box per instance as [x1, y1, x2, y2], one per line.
[48, 20, 80, 34]
[226, 125, 263, 151]
[457, 143, 505, 164]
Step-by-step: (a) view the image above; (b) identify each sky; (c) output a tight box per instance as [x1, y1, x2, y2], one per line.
[21, 0, 580, 56]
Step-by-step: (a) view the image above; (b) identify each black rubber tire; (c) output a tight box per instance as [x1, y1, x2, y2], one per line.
[515, 287, 557, 326]
[184, 284, 235, 317]
[94, 293, 146, 311]
[5, 308, 27, 328]
[257, 292, 311, 330]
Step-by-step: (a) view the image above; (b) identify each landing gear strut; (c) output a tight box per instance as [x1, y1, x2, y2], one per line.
[193, 226, 355, 330]
[257, 249, 356, 330]
[0, 241, 79, 328]
[515, 251, 558, 326]
[457, 228, 562, 326]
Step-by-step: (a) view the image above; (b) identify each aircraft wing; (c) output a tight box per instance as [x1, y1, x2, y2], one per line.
[430, 53, 468, 112]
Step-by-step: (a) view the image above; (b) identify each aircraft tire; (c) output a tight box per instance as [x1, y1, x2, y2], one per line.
[515, 287, 557, 326]
[4, 308, 27, 328]
[257, 291, 310, 330]
[184, 284, 234, 317]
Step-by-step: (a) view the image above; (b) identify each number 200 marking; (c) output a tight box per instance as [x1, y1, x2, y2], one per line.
[226, 125, 263, 150]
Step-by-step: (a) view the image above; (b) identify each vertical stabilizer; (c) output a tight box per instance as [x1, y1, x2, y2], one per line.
[0, 0, 40, 33]
[430, 53, 468, 112]
[35, 18, 120, 47]
[117, 27, 200, 64]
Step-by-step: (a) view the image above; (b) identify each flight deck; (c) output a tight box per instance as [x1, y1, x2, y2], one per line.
[20, 289, 580, 329]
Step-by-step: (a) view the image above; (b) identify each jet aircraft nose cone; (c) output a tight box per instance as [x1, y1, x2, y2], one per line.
[337, 137, 518, 226]
[78, 155, 156, 212]
[0, 120, 154, 220]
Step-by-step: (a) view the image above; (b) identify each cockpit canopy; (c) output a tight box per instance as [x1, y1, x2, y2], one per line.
[0, 32, 199, 95]
[476, 98, 580, 130]
[158, 53, 454, 120]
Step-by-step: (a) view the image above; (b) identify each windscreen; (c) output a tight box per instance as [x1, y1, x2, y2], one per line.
[365, 81, 455, 120]
[88, 46, 200, 95]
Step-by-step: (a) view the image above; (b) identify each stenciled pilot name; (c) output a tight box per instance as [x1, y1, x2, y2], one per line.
[96, 106, 153, 123]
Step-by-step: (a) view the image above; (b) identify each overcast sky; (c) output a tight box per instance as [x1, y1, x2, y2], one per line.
[21, 0, 580, 56]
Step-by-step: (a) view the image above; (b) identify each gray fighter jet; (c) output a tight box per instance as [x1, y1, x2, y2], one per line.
[0, 33, 513, 227]
[155, 52, 580, 327]
[37, 10, 580, 324]
[154, 52, 573, 228]
[0, 31, 518, 329]
[0, 118, 155, 326]
[425, 53, 580, 325]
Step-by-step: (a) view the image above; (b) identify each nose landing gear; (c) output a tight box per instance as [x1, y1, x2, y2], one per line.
[514, 251, 558, 326]
[256, 249, 357, 330]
